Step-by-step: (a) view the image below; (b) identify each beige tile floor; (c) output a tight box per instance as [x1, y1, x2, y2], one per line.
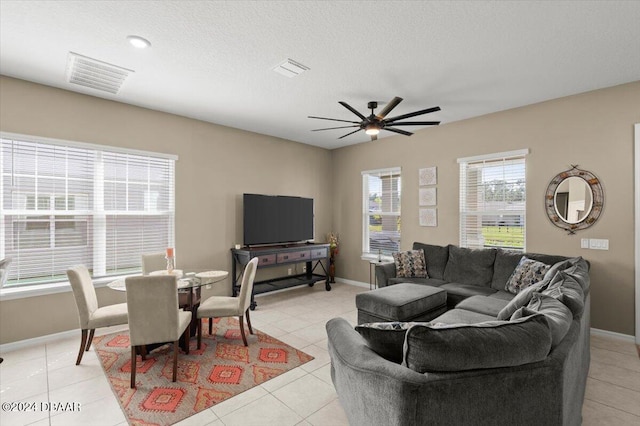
[1, 281, 639, 425]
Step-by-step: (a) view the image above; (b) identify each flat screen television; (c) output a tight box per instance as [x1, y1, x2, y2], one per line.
[243, 194, 314, 246]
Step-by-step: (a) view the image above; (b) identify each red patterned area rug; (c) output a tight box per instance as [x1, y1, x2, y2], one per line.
[93, 317, 314, 426]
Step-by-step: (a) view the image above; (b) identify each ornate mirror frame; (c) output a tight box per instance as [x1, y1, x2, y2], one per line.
[545, 165, 604, 234]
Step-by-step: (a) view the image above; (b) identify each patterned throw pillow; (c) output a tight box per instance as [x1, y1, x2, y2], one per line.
[355, 322, 421, 363]
[393, 250, 428, 278]
[505, 256, 550, 294]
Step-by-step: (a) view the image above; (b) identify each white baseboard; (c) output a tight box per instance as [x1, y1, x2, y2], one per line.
[335, 277, 370, 288]
[0, 324, 129, 354]
[0, 328, 78, 353]
[590, 327, 635, 342]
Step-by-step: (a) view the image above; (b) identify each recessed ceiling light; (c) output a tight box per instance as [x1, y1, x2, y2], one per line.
[126, 35, 151, 49]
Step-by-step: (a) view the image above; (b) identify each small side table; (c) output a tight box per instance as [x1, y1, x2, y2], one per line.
[369, 261, 383, 290]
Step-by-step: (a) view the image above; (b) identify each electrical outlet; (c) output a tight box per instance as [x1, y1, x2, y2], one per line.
[288, 268, 293, 275]
[302, 266, 306, 273]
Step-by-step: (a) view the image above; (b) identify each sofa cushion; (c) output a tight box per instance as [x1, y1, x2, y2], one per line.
[455, 295, 510, 317]
[491, 249, 527, 291]
[542, 272, 585, 317]
[440, 283, 497, 307]
[488, 290, 515, 301]
[403, 314, 552, 373]
[504, 256, 550, 294]
[393, 250, 428, 278]
[430, 308, 496, 325]
[443, 245, 496, 287]
[511, 293, 573, 347]
[355, 321, 419, 363]
[412, 242, 449, 279]
[388, 277, 447, 286]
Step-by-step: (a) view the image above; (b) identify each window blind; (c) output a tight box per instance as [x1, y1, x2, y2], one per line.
[458, 150, 527, 250]
[0, 135, 175, 287]
[362, 167, 401, 257]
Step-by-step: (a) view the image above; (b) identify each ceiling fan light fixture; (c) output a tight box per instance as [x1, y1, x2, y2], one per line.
[365, 124, 380, 135]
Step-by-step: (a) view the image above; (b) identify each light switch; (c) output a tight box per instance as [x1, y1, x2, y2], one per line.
[588, 239, 609, 250]
[580, 239, 589, 249]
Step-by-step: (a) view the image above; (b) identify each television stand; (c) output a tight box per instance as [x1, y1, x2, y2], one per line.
[231, 243, 331, 310]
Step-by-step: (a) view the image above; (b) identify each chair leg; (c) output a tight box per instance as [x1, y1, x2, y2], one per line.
[184, 324, 190, 355]
[85, 329, 96, 352]
[172, 341, 179, 382]
[245, 309, 253, 335]
[76, 329, 88, 365]
[209, 318, 213, 335]
[238, 315, 248, 346]
[197, 317, 202, 350]
[130, 346, 137, 388]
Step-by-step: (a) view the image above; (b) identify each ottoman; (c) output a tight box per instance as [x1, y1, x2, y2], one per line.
[356, 283, 447, 324]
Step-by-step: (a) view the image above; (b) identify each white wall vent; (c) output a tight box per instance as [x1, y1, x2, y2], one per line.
[272, 59, 309, 78]
[66, 52, 134, 94]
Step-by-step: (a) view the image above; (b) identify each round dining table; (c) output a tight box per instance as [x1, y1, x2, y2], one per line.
[108, 270, 229, 350]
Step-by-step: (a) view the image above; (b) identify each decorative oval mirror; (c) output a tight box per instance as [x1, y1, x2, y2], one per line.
[545, 166, 604, 234]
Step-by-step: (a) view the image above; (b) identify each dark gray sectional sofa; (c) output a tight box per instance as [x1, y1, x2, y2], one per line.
[326, 242, 591, 426]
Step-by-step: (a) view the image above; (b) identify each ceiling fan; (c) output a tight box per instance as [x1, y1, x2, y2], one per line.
[308, 97, 440, 141]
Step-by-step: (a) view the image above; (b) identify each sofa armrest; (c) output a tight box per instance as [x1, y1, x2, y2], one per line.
[375, 262, 396, 287]
[326, 317, 430, 426]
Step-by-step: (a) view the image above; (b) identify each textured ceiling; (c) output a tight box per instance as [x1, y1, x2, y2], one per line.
[1, 1, 639, 149]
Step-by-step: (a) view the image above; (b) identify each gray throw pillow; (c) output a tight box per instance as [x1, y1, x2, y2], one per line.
[403, 314, 552, 373]
[393, 250, 428, 278]
[355, 322, 420, 363]
[496, 275, 553, 320]
[511, 293, 573, 347]
[542, 272, 585, 317]
[504, 256, 550, 294]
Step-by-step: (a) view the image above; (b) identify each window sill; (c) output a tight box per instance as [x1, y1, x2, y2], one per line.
[361, 254, 394, 263]
[0, 274, 134, 301]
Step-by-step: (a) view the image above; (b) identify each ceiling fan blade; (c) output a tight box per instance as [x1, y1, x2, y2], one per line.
[384, 127, 413, 136]
[376, 97, 403, 119]
[312, 125, 360, 131]
[385, 106, 441, 123]
[338, 102, 367, 120]
[370, 134, 378, 141]
[385, 121, 440, 126]
[338, 128, 363, 139]
[308, 115, 360, 124]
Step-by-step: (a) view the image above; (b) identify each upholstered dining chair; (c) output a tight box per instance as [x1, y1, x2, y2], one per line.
[67, 266, 129, 365]
[0, 257, 11, 287]
[125, 275, 191, 388]
[141, 252, 195, 309]
[141, 252, 167, 275]
[197, 257, 259, 348]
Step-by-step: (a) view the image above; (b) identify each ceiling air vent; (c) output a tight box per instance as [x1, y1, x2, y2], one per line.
[66, 52, 134, 94]
[272, 59, 309, 78]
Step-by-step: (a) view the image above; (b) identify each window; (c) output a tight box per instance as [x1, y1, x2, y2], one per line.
[362, 167, 401, 258]
[0, 133, 176, 288]
[458, 149, 528, 250]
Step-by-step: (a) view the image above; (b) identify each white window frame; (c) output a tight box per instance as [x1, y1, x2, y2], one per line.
[457, 149, 528, 251]
[361, 167, 401, 260]
[0, 132, 177, 294]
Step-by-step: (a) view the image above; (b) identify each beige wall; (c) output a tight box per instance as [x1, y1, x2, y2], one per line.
[331, 81, 640, 336]
[0, 76, 333, 343]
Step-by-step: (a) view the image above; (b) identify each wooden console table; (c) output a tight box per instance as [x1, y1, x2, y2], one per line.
[231, 243, 331, 310]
